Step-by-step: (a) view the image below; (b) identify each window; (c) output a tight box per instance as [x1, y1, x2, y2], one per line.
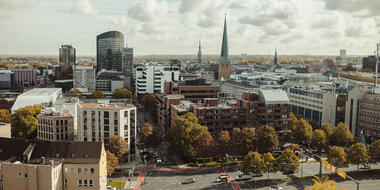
[84, 179, 88, 186]
[90, 168, 94, 174]
[64, 168, 67, 173]
[84, 168, 88, 174]
[71, 168, 75, 174]
[78, 179, 82, 187]
[18, 173, 22, 178]
[24, 173, 28, 178]
[65, 120, 68, 125]
[89, 179, 93, 187]
[78, 168, 82, 174]
[64, 179, 67, 187]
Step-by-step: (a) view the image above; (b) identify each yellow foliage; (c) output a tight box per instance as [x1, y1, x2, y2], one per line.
[306, 176, 346, 190]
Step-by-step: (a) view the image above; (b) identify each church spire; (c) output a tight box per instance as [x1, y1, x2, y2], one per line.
[219, 13, 230, 63]
[197, 39, 202, 64]
[274, 47, 278, 65]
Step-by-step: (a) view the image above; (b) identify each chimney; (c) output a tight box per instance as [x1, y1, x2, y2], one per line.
[49, 160, 54, 166]
[22, 144, 35, 163]
[41, 157, 45, 163]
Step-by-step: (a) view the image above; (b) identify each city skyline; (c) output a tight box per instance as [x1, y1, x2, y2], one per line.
[1, 0, 380, 56]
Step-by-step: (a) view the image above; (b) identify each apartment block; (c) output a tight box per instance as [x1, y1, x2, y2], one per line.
[359, 93, 380, 139]
[77, 103, 136, 161]
[135, 64, 180, 95]
[73, 66, 96, 92]
[0, 138, 107, 190]
[37, 108, 75, 142]
[12, 68, 37, 87]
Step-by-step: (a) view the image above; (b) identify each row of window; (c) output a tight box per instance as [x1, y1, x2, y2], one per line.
[66, 167, 95, 175]
[76, 179, 94, 187]
[38, 118, 69, 126]
[38, 125, 68, 133]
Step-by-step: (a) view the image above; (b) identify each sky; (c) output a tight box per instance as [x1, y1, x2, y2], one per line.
[1, 0, 380, 56]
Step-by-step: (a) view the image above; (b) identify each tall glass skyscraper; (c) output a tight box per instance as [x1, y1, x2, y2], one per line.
[96, 31, 124, 73]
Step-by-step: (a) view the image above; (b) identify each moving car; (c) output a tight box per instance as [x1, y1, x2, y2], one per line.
[182, 178, 196, 184]
[269, 185, 283, 190]
[235, 174, 252, 181]
[214, 175, 229, 183]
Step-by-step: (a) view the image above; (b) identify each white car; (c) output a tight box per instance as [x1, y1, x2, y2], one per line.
[156, 157, 162, 164]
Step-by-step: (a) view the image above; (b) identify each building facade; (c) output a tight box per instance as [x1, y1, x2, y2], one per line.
[96, 31, 124, 73]
[77, 103, 136, 161]
[37, 108, 75, 142]
[362, 55, 379, 72]
[135, 64, 180, 95]
[358, 93, 380, 139]
[12, 68, 37, 87]
[73, 66, 96, 92]
[0, 70, 13, 89]
[59, 45, 76, 79]
[0, 122, 11, 138]
[0, 138, 107, 190]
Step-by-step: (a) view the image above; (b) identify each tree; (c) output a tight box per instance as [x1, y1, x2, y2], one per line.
[329, 122, 354, 147]
[106, 150, 118, 176]
[11, 105, 43, 139]
[108, 135, 129, 159]
[11, 82, 24, 93]
[112, 88, 136, 101]
[68, 88, 83, 98]
[0, 109, 11, 123]
[321, 123, 332, 137]
[347, 143, 369, 171]
[216, 130, 231, 160]
[289, 112, 298, 127]
[231, 128, 256, 156]
[138, 123, 161, 149]
[309, 120, 320, 130]
[242, 151, 264, 181]
[263, 152, 277, 180]
[292, 118, 313, 144]
[328, 146, 348, 169]
[311, 130, 327, 151]
[370, 140, 380, 163]
[276, 149, 300, 174]
[306, 176, 347, 190]
[167, 112, 208, 160]
[256, 125, 279, 153]
[87, 90, 105, 99]
[195, 131, 215, 157]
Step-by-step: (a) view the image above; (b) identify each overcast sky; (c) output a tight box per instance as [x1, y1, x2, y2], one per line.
[0, 0, 380, 56]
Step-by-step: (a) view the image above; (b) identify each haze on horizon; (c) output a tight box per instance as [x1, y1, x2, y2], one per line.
[1, 0, 380, 56]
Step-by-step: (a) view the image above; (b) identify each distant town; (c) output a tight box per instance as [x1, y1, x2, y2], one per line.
[1, 10, 380, 190]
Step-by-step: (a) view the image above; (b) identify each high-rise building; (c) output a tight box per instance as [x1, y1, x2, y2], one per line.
[340, 49, 346, 58]
[96, 31, 124, 73]
[73, 65, 96, 92]
[122, 46, 133, 75]
[197, 40, 202, 64]
[217, 15, 231, 80]
[59, 45, 76, 79]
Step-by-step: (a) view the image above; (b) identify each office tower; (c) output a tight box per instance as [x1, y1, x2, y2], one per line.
[96, 31, 124, 73]
[197, 40, 202, 64]
[217, 14, 231, 80]
[59, 45, 76, 79]
[73, 65, 96, 92]
[122, 46, 133, 75]
[340, 49, 346, 58]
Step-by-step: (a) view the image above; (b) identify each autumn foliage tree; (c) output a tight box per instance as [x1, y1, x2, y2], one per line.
[256, 125, 279, 153]
[107, 135, 129, 159]
[194, 131, 215, 157]
[106, 150, 118, 176]
[370, 140, 380, 163]
[138, 123, 161, 149]
[242, 151, 264, 181]
[0, 109, 11, 123]
[112, 88, 136, 101]
[311, 130, 327, 151]
[328, 146, 348, 169]
[11, 104, 43, 139]
[167, 112, 208, 160]
[292, 118, 313, 144]
[263, 152, 277, 180]
[87, 90, 105, 99]
[231, 128, 256, 156]
[216, 130, 231, 160]
[276, 149, 300, 174]
[348, 143, 369, 171]
[329, 122, 354, 147]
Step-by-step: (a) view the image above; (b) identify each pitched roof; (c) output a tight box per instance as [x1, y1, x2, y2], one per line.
[0, 138, 29, 162]
[219, 14, 230, 63]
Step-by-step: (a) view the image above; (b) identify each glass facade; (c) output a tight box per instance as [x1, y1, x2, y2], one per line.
[96, 31, 124, 72]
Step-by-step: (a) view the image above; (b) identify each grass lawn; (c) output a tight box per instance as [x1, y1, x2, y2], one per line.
[107, 180, 126, 189]
[197, 160, 242, 167]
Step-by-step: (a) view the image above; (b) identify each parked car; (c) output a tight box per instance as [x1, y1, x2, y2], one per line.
[214, 175, 229, 183]
[235, 174, 252, 181]
[156, 157, 162, 164]
[182, 178, 196, 184]
[269, 185, 283, 190]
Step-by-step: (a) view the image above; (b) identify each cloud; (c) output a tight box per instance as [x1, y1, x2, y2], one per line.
[345, 19, 377, 37]
[321, 0, 380, 16]
[72, 0, 97, 16]
[229, 1, 250, 9]
[0, 0, 31, 9]
[178, 0, 203, 13]
[310, 13, 340, 29]
[112, 16, 127, 27]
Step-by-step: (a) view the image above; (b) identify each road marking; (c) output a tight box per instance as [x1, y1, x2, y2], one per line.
[153, 168, 219, 173]
[217, 169, 241, 190]
[134, 168, 147, 190]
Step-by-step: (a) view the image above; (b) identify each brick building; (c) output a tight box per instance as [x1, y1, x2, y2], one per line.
[37, 108, 75, 142]
[359, 93, 380, 139]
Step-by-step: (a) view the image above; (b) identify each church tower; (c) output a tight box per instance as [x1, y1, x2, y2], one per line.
[217, 14, 231, 80]
[197, 40, 202, 64]
[274, 47, 278, 65]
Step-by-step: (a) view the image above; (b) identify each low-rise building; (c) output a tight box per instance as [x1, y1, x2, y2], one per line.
[37, 108, 74, 142]
[358, 93, 380, 139]
[0, 138, 107, 190]
[12, 68, 37, 87]
[164, 79, 219, 103]
[0, 122, 10, 138]
[11, 88, 63, 113]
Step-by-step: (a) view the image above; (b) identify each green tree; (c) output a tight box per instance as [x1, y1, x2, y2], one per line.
[0, 109, 11, 123]
[263, 152, 277, 180]
[11, 105, 43, 139]
[138, 123, 161, 149]
[68, 88, 83, 98]
[328, 146, 348, 169]
[311, 130, 327, 151]
[167, 112, 208, 160]
[370, 140, 380, 163]
[321, 123, 332, 137]
[276, 149, 300, 174]
[348, 143, 369, 171]
[329, 122, 354, 147]
[256, 125, 279, 153]
[242, 151, 264, 181]
[292, 118, 313, 143]
[87, 90, 105, 99]
[112, 88, 136, 101]
[216, 130, 231, 160]
[107, 135, 129, 159]
[289, 112, 298, 127]
[195, 131, 215, 157]
[106, 150, 119, 176]
[231, 128, 256, 156]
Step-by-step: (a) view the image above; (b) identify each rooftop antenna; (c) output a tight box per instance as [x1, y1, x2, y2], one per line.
[375, 43, 379, 93]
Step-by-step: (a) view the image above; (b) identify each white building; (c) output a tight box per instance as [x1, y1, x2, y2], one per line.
[11, 88, 63, 113]
[73, 66, 96, 92]
[77, 103, 136, 160]
[135, 63, 180, 95]
[284, 86, 337, 127]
